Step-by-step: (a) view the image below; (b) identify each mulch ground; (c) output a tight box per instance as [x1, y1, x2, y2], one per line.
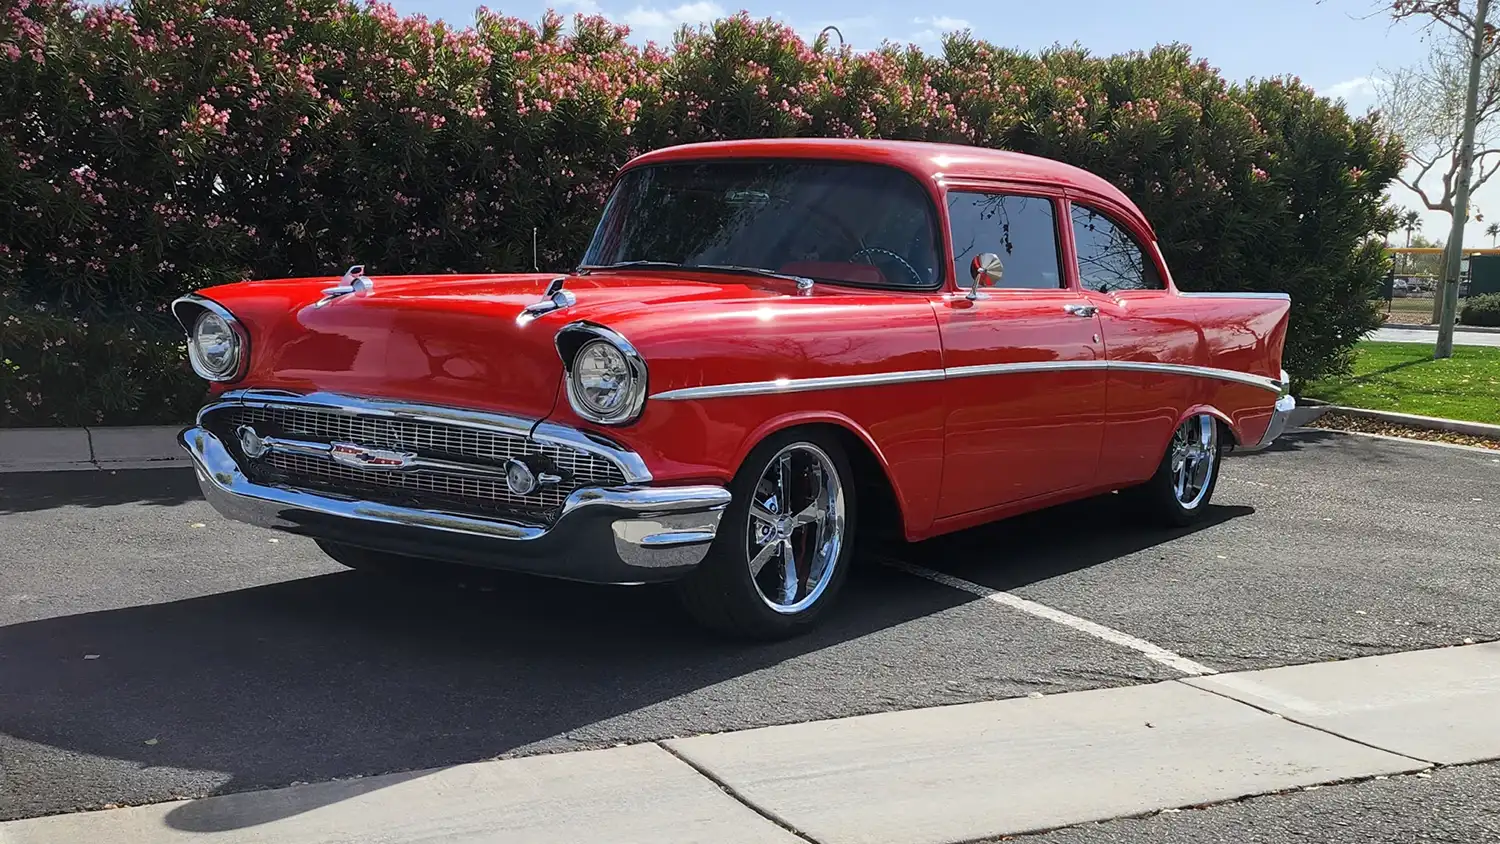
[1310, 410, 1500, 451]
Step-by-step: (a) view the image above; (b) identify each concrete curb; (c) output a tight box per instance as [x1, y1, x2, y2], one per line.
[0, 425, 187, 473]
[1323, 406, 1500, 439]
[4, 642, 1496, 844]
[1381, 321, 1500, 335]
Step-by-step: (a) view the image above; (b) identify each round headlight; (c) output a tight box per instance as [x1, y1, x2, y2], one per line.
[189, 310, 242, 381]
[571, 339, 632, 418]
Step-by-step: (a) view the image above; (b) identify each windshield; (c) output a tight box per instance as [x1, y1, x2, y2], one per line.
[581, 160, 944, 288]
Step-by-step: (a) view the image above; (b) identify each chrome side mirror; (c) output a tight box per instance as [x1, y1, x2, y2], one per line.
[967, 252, 1003, 300]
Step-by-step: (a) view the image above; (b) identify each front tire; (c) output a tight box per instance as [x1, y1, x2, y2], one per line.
[675, 429, 858, 640]
[1131, 414, 1223, 527]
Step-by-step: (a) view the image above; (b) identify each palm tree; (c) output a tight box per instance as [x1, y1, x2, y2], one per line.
[1487, 222, 1499, 246]
[1400, 209, 1423, 248]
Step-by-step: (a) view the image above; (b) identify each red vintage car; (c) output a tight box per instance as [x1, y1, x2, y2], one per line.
[175, 138, 1295, 639]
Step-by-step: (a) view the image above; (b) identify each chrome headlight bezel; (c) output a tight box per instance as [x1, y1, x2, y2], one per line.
[173, 294, 248, 383]
[556, 322, 648, 426]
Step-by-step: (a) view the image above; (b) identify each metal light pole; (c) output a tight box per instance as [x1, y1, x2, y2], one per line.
[1437, 0, 1492, 359]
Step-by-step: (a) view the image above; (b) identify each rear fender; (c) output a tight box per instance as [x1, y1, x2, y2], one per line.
[1172, 403, 1241, 453]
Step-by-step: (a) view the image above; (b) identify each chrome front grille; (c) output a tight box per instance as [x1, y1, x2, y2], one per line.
[206, 403, 628, 520]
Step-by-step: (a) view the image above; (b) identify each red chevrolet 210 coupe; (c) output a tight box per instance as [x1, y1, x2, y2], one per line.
[176, 138, 1295, 638]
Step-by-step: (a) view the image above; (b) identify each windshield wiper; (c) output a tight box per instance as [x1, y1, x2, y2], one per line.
[577, 260, 812, 288]
[575, 260, 687, 274]
[692, 264, 814, 286]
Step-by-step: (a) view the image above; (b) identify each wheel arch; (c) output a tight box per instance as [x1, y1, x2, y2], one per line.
[735, 412, 911, 544]
[1173, 403, 1241, 451]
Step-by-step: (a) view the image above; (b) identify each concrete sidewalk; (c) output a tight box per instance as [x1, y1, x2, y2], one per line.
[0, 425, 185, 473]
[1370, 326, 1500, 347]
[4, 642, 1496, 844]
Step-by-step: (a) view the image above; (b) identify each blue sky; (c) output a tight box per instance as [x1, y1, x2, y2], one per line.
[391, 0, 1483, 248]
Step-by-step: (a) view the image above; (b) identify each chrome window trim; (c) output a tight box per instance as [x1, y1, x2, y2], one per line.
[203, 389, 653, 483]
[173, 294, 250, 383]
[651, 360, 1280, 400]
[555, 322, 650, 426]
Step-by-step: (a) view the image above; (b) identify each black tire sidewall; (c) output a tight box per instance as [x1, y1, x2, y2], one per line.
[1143, 419, 1223, 526]
[678, 428, 859, 639]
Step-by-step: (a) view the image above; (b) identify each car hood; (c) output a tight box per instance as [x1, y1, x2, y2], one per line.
[195, 270, 822, 420]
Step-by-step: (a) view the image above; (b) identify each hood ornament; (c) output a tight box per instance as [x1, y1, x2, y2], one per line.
[314, 265, 374, 308]
[517, 276, 576, 325]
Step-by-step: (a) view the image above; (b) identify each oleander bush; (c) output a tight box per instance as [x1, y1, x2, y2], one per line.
[0, 0, 1401, 426]
[1460, 293, 1500, 327]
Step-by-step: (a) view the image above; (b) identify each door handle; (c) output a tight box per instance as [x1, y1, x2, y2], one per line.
[1063, 304, 1098, 317]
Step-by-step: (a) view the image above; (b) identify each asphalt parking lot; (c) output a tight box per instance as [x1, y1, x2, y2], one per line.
[1, 429, 1498, 822]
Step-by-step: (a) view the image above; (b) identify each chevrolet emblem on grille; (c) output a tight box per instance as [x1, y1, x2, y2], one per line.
[329, 442, 418, 470]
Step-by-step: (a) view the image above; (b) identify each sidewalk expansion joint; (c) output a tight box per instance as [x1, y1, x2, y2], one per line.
[1170, 677, 1439, 768]
[655, 741, 823, 844]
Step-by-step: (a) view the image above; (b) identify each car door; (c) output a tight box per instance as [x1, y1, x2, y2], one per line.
[1068, 198, 1200, 487]
[933, 187, 1107, 519]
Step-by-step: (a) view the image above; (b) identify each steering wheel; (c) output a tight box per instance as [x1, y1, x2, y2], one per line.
[849, 247, 923, 286]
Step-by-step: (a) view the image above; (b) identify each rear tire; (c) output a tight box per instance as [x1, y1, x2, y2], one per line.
[1129, 414, 1224, 527]
[674, 428, 858, 640]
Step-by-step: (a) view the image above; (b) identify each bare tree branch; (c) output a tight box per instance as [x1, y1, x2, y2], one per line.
[1471, 149, 1500, 189]
[1377, 15, 1500, 218]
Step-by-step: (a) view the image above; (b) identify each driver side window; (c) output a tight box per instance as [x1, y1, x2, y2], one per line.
[947, 192, 1063, 289]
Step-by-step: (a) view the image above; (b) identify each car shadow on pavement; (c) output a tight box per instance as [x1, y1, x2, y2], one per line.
[0, 488, 1245, 831]
[0, 468, 200, 514]
[0, 560, 975, 828]
[884, 495, 1254, 591]
[1226, 427, 1343, 458]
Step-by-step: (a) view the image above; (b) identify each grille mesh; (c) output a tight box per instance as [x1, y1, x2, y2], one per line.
[207, 403, 628, 519]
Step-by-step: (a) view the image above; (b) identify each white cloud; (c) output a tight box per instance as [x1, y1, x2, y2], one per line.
[1323, 76, 1389, 106]
[619, 1, 724, 41]
[909, 14, 971, 45]
[919, 15, 971, 31]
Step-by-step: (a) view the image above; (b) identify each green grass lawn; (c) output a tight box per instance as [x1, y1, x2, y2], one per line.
[1303, 341, 1500, 425]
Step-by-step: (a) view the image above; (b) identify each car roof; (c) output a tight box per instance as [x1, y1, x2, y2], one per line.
[624, 138, 1146, 233]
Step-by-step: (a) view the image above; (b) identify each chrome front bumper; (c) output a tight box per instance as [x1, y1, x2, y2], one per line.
[180, 426, 732, 584]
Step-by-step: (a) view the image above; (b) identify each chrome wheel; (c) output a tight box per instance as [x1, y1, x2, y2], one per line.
[746, 443, 846, 614]
[1170, 415, 1219, 509]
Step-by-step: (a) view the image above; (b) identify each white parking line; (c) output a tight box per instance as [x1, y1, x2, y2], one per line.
[883, 559, 1219, 677]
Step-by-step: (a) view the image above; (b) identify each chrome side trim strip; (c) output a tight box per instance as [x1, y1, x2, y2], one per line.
[650, 368, 947, 401]
[944, 360, 1105, 380]
[1178, 292, 1291, 300]
[650, 360, 1281, 400]
[1105, 361, 1280, 393]
[205, 389, 653, 484]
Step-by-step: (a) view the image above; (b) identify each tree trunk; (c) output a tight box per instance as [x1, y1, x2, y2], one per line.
[1437, 0, 1491, 357]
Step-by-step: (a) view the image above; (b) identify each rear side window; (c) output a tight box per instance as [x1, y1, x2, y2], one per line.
[946, 192, 1063, 289]
[1070, 204, 1164, 293]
